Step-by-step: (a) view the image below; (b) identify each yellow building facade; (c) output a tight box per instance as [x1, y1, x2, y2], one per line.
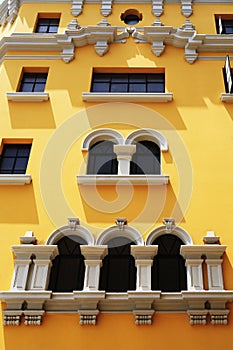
[0, 0, 233, 349]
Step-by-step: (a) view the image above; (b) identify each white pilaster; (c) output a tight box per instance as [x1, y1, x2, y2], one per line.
[131, 246, 158, 291]
[80, 246, 107, 291]
[11, 247, 32, 291]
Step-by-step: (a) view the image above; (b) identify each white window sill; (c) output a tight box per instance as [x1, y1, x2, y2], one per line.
[82, 92, 173, 103]
[220, 93, 233, 102]
[77, 175, 169, 185]
[7, 92, 49, 102]
[0, 174, 31, 185]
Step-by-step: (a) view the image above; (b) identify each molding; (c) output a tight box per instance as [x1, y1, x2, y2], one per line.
[180, 245, 226, 259]
[7, 92, 49, 102]
[46, 221, 94, 245]
[71, 0, 84, 16]
[146, 225, 193, 245]
[82, 92, 173, 102]
[77, 174, 169, 185]
[1, 25, 233, 64]
[96, 225, 144, 245]
[0, 174, 31, 185]
[125, 129, 168, 151]
[82, 129, 124, 151]
[220, 93, 233, 103]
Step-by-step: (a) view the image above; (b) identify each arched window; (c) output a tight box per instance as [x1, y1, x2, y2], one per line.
[130, 140, 160, 175]
[87, 140, 118, 175]
[151, 234, 187, 292]
[99, 237, 136, 292]
[48, 235, 86, 292]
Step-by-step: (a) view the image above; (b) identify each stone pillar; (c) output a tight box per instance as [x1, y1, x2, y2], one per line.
[11, 246, 33, 291]
[80, 246, 107, 291]
[204, 245, 226, 290]
[131, 246, 158, 291]
[180, 246, 204, 291]
[113, 145, 136, 175]
[29, 246, 58, 290]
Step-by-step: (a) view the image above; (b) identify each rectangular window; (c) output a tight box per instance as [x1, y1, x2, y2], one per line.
[223, 55, 233, 93]
[35, 16, 60, 33]
[91, 73, 165, 93]
[0, 144, 31, 174]
[215, 15, 233, 34]
[18, 72, 48, 92]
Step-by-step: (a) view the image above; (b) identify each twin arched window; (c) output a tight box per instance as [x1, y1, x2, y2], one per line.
[87, 140, 161, 175]
[48, 234, 187, 293]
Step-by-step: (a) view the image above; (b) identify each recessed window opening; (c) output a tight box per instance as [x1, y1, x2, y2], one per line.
[121, 9, 142, 25]
[48, 235, 86, 292]
[0, 144, 31, 174]
[215, 15, 233, 34]
[151, 234, 187, 292]
[99, 237, 136, 292]
[18, 72, 48, 93]
[35, 14, 60, 33]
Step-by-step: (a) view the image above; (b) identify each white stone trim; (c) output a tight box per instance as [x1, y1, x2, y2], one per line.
[0, 174, 31, 185]
[100, 0, 112, 16]
[125, 129, 168, 151]
[146, 225, 193, 245]
[46, 222, 94, 245]
[82, 92, 173, 102]
[96, 225, 144, 245]
[152, 0, 164, 17]
[113, 145, 136, 175]
[181, 0, 193, 17]
[220, 93, 233, 102]
[77, 174, 169, 185]
[82, 129, 124, 151]
[7, 92, 49, 102]
[71, 0, 84, 16]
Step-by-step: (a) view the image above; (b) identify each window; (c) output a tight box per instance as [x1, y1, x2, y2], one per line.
[48, 235, 85, 292]
[87, 140, 118, 175]
[99, 237, 136, 292]
[35, 17, 60, 33]
[215, 15, 233, 34]
[91, 73, 165, 93]
[151, 234, 187, 292]
[18, 72, 48, 93]
[120, 9, 142, 25]
[223, 55, 233, 93]
[130, 141, 160, 175]
[0, 144, 31, 174]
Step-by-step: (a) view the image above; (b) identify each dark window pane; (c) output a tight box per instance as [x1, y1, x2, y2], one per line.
[129, 84, 146, 92]
[130, 141, 160, 175]
[92, 82, 110, 92]
[3, 146, 18, 157]
[37, 26, 48, 33]
[23, 74, 37, 82]
[111, 83, 128, 92]
[17, 146, 31, 157]
[14, 158, 29, 172]
[0, 144, 31, 174]
[111, 75, 128, 83]
[147, 82, 164, 93]
[19, 73, 47, 92]
[129, 74, 146, 83]
[48, 26, 59, 33]
[34, 83, 46, 92]
[0, 158, 15, 172]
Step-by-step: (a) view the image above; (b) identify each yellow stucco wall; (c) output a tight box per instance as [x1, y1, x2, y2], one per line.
[0, 1, 233, 349]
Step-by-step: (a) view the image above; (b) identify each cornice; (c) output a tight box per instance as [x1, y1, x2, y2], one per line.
[1, 21, 233, 64]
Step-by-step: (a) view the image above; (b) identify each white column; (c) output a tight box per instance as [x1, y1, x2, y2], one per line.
[29, 246, 58, 290]
[81, 246, 107, 291]
[11, 246, 33, 290]
[180, 246, 204, 291]
[185, 259, 204, 291]
[113, 145, 136, 175]
[131, 246, 158, 291]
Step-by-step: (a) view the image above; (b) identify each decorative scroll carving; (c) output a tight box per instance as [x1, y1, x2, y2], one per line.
[24, 311, 44, 326]
[133, 310, 155, 325]
[79, 310, 99, 325]
[0, 0, 19, 26]
[188, 311, 207, 325]
[210, 310, 229, 325]
[3, 313, 21, 326]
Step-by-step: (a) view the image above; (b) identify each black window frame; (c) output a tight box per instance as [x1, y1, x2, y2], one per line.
[35, 17, 60, 34]
[0, 144, 32, 175]
[91, 73, 165, 94]
[223, 55, 233, 93]
[18, 72, 48, 93]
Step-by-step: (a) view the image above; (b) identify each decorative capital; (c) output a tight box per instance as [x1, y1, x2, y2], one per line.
[68, 218, 80, 230]
[203, 231, 220, 244]
[20, 231, 36, 245]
